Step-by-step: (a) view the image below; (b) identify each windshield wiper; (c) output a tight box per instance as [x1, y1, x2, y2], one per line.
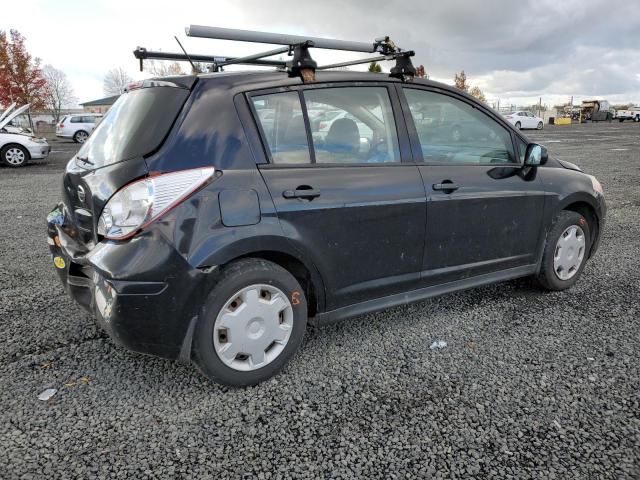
[77, 156, 94, 166]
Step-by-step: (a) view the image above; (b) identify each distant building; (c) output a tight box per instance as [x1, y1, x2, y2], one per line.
[80, 95, 120, 114]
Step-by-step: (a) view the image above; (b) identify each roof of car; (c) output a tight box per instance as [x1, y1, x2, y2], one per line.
[195, 69, 451, 91]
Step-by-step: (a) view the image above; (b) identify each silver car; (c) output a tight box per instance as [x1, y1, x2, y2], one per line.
[0, 104, 50, 167]
[56, 113, 102, 143]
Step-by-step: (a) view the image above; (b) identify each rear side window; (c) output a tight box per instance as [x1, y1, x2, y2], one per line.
[304, 87, 400, 164]
[251, 86, 400, 164]
[70, 117, 82, 123]
[251, 92, 310, 164]
[404, 88, 515, 164]
[76, 87, 189, 170]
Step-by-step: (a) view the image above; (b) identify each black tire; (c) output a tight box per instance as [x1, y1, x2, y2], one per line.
[535, 210, 591, 291]
[192, 258, 308, 387]
[537, 121, 544, 130]
[1, 144, 29, 167]
[515, 121, 522, 130]
[73, 130, 89, 143]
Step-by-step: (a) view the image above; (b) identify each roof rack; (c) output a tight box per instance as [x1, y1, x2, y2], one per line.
[134, 25, 416, 81]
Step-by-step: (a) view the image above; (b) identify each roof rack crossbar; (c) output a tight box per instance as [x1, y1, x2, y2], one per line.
[317, 54, 394, 71]
[186, 25, 380, 53]
[217, 46, 290, 67]
[133, 47, 287, 70]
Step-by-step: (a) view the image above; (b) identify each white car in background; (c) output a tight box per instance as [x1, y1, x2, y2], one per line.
[503, 111, 544, 130]
[56, 113, 102, 143]
[0, 104, 51, 168]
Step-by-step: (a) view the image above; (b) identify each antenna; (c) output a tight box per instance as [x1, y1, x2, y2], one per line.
[174, 36, 198, 73]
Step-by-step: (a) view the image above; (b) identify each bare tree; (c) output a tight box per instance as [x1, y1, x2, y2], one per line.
[144, 60, 185, 77]
[103, 67, 133, 96]
[42, 65, 76, 124]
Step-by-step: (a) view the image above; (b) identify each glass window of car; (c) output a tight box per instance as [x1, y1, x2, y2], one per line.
[82, 116, 96, 123]
[303, 87, 400, 164]
[70, 116, 82, 123]
[251, 91, 310, 164]
[404, 88, 516, 164]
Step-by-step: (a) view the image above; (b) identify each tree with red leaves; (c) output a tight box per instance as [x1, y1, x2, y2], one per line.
[0, 30, 47, 110]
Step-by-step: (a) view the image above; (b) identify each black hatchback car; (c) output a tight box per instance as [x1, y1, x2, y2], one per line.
[47, 70, 605, 386]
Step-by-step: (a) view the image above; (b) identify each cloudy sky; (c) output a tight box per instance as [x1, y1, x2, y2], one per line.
[3, 0, 639, 107]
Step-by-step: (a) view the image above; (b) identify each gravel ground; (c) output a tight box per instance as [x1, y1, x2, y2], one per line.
[1, 124, 639, 479]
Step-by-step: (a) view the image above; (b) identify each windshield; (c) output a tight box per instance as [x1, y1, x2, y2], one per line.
[76, 86, 189, 169]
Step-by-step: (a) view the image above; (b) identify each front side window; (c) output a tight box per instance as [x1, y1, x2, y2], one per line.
[304, 87, 400, 164]
[251, 91, 310, 164]
[404, 89, 515, 164]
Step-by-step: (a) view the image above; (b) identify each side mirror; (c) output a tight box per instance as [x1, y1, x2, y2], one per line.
[524, 143, 548, 166]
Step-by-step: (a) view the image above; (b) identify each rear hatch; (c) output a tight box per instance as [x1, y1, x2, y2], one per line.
[60, 77, 195, 250]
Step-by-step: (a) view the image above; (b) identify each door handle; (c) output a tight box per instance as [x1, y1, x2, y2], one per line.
[283, 188, 321, 200]
[432, 182, 459, 192]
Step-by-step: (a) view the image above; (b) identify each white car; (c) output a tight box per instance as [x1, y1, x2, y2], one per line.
[503, 111, 544, 130]
[0, 104, 51, 167]
[56, 113, 102, 143]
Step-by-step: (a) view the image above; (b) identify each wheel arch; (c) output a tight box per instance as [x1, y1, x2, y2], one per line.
[194, 238, 327, 317]
[560, 200, 599, 257]
[74, 129, 89, 140]
[1, 142, 31, 160]
[234, 250, 324, 317]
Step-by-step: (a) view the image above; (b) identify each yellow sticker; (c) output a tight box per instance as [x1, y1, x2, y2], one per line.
[53, 256, 66, 269]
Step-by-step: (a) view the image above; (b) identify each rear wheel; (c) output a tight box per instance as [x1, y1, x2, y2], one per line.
[192, 258, 307, 386]
[535, 211, 591, 291]
[515, 121, 522, 130]
[1, 144, 29, 167]
[73, 130, 89, 143]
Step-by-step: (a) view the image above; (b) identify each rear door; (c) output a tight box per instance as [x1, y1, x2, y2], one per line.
[400, 86, 546, 285]
[249, 84, 427, 310]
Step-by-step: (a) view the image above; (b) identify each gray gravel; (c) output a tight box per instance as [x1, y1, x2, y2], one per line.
[1, 124, 639, 479]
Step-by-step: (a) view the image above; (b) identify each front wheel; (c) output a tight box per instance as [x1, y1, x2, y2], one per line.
[515, 121, 522, 130]
[535, 211, 591, 291]
[537, 121, 544, 130]
[1, 144, 29, 167]
[192, 258, 307, 387]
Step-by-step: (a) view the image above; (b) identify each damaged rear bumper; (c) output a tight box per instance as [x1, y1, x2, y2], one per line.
[46, 204, 205, 360]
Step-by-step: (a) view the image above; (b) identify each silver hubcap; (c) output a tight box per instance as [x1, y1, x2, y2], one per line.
[214, 284, 293, 371]
[5, 147, 25, 165]
[553, 225, 586, 280]
[76, 132, 88, 143]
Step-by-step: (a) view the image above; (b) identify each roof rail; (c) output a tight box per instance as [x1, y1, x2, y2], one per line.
[134, 25, 416, 81]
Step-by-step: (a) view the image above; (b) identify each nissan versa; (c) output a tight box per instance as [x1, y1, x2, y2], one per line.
[47, 37, 605, 386]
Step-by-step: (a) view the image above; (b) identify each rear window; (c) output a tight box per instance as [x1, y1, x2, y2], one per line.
[76, 87, 189, 169]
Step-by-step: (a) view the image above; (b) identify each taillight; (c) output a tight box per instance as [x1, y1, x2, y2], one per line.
[59, 123, 64, 128]
[97, 167, 215, 240]
[319, 121, 327, 130]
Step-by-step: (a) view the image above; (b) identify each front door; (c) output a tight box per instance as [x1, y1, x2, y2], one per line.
[401, 87, 546, 285]
[249, 85, 427, 310]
